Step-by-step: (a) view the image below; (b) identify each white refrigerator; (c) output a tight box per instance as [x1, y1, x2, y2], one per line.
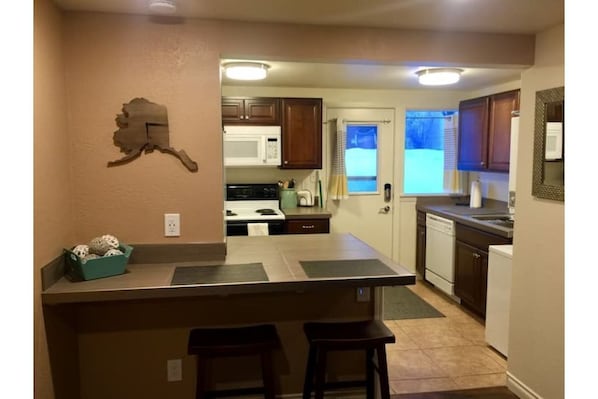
[485, 244, 513, 357]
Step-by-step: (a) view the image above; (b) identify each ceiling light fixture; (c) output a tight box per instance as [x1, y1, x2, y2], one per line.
[223, 62, 270, 81]
[416, 68, 463, 86]
[148, 0, 177, 15]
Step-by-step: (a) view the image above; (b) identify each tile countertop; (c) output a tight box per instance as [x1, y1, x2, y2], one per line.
[42, 233, 414, 306]
[416, 198, 514, 238]
[282, 207, 331, 219]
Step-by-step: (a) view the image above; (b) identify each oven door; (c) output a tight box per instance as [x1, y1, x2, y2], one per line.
[226, 220, 284, 236]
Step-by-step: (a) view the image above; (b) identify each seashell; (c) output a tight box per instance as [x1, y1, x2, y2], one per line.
[88, 236, 112, 256]
[72, 244, 89, 258]
[102, 234, 120, 249]
[104, 248, 124, 257]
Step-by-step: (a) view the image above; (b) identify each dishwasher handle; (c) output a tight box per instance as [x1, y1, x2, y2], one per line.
[425, 213, 455, 234]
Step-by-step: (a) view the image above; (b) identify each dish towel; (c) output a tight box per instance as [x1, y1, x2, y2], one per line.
[247, 223, 269, 236]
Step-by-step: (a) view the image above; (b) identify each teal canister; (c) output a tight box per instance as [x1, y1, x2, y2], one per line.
[280, 189, 298, 209]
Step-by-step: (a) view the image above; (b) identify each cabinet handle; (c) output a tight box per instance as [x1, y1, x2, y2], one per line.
[480, 161, 485, 166]
[473, 253, 481, 259]
[302, 225, 315, 229]
[284, 160, 288, 164]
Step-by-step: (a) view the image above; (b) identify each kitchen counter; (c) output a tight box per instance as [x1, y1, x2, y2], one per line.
[417, 198, 514, 238]
[282, 207, 331, 219]
[42, 233, 414, 305]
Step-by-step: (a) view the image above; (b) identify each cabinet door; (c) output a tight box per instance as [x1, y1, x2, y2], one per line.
[281, 98, 322, 169]
[455, 240, 487, 316]
[221, 97, 280, 125]
[458, 97, 489, 171]
[487, 90, 520, 171]
[244, 98, 280, 124]
[222, 98, 246, 123]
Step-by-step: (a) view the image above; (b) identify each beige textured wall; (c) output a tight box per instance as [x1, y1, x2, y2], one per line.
[63, 12, 225, 244]
[34, 0, 72, 397]
[507, 24, 564, 398]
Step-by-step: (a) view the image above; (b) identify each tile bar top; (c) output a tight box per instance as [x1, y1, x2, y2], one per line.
[42, 233, 415, 305]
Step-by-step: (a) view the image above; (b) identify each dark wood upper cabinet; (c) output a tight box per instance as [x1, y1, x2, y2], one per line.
[458, 97, 489, 171]
[488, 90, 520, 171]
[457, 89, 520, 172]
[222, 97, 280, 125]
[281, 98, 323, 169]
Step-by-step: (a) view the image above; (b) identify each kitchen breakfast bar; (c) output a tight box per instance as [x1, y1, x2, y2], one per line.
[41, 234, 415, 398]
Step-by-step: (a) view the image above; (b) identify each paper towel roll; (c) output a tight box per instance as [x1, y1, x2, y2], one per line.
[470, 180, 482, 208]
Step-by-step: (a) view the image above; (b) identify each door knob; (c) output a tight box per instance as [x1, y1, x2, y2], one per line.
[379, 205, 391, 214]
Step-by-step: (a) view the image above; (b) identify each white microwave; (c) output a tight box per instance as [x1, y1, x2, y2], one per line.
[223, 125, 282, 167]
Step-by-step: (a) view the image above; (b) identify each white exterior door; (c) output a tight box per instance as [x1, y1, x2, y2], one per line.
[325, 108, 395, 259]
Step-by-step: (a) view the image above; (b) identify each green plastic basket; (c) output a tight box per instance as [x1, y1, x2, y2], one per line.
[64, 244, 133, 281]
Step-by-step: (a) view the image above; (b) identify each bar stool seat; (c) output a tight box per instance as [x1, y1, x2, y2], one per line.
[188, 324, 279, 399]
[302, 320, 395, 399]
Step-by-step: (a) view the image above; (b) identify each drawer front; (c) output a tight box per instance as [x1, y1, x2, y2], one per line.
[456, 223, 511, 250]
[285, 219, 330, 234]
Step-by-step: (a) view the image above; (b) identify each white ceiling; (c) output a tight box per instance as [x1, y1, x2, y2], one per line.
[53, 0, 565, 91]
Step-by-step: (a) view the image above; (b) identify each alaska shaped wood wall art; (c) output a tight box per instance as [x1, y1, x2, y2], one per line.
[107, 98, 198, 172]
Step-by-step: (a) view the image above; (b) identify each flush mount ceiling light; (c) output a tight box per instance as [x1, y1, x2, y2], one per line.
[223, 62, 270, 81]
[148, 0, 177, 15]
[416, 68, 463, 86]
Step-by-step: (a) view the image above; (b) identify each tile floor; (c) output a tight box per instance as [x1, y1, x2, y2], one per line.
[384, 281, 508, 395]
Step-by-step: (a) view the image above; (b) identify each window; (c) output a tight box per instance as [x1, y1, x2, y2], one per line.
[403, 110, 458, 194]
[345, 124, 378, 193]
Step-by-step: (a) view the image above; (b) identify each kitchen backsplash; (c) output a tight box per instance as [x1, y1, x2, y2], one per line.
[469, 171, 509, 202]
[225, 168, 320, 194]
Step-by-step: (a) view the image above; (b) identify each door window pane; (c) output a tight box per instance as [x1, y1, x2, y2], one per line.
[346, 124, 378, 193]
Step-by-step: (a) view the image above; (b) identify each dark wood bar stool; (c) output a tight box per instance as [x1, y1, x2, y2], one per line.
[302, 320, 395, 399]
[187, 324, 279, 399]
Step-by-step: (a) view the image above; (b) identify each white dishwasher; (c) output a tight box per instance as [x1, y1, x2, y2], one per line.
[425, 214, 457, 299]
[485, 244, 513, 357]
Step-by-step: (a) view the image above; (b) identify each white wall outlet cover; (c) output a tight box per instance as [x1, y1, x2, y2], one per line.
[167, 358, 182, 382]
[164, 213, 180, 237]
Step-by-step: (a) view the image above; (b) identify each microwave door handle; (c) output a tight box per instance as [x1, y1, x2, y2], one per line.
[261, 136, 267, 164]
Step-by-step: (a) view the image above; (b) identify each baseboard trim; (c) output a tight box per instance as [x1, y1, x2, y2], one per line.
[506, 371, 542, 399]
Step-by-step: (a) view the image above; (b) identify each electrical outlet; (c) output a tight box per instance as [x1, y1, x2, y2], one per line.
[356, 287, 370, 302]
[164, 213, 180, 237]
[167, 359, 182, 382]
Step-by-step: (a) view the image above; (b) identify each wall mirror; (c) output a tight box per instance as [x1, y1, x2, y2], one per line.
[532, 86, 564, 201]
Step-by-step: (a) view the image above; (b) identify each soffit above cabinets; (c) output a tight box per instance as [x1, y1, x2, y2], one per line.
[54, 0, 564, 35]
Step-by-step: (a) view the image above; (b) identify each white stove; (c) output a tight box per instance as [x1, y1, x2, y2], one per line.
[225, 184, 286, 236]
[225, 200, 285, 222]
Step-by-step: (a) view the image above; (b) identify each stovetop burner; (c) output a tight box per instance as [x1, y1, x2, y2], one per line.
[256, 208, 277, 215]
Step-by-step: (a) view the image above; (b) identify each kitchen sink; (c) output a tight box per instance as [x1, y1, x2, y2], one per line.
[470, 214, 514, 228]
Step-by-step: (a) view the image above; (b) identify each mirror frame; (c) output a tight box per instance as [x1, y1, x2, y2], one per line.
[532, 86, 564, 201]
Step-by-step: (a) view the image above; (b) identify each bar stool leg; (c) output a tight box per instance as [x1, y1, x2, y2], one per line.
[302, 344, 317, 399]
[260, 350, 276, 399]
[366, 348, 375, 399]
[376, 345, 391, 399]
[195, 357, 207, 399]
[314, 348, 327, 399]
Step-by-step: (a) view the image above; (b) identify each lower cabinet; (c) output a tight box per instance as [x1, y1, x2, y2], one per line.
[454, 224, 511, 318]
[285, 218, 330, 234]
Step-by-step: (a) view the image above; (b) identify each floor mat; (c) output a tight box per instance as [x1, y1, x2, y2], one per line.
[171, 263, 268, 285]
[384, 286, 445, 320]
[300, 259, 397, 278]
